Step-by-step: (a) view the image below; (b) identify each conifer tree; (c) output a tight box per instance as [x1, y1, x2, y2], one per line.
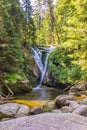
[22, 0, 36, 47]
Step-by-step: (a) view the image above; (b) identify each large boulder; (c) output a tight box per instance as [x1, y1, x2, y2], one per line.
[0, 103, 30, 121]
[15, 104, 30, 118]
[9, 79, 32, 94]
[55, 95, 75, 107]
[0, 113, 87, 130]
[69, 81, 87, 96]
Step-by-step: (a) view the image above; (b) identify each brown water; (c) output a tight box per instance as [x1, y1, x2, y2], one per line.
[15, 87, 63, 100]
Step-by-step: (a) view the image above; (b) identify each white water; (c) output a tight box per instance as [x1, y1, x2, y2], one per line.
[30, 46, 54, 88]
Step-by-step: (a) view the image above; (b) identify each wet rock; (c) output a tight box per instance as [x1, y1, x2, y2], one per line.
[29, 107, 43, 115]
[73, 105, 87, 117]
[55, 95, 75, 107]
[0, 113, 87, 130]
[43, 101, 55, 112]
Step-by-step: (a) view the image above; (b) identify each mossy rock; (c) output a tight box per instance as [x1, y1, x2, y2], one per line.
[43, 101, 55, 112]
[69, 81, 87, 96]
[9, 79, 32, 94]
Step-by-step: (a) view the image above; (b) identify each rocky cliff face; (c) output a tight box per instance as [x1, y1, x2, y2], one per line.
[43, 70, 70, 89]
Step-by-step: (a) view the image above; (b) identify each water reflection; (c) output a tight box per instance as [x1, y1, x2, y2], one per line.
[15, 87, 62, 100]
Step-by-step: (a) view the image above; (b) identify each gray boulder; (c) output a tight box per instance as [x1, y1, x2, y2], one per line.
[0, 103, 30, 120]
[69, 81, 87, 96]
[15, 104, 30, 118]
[0, 113, 87, 130]
[55, 95, 75, 107]
[0, 103, 20, 117]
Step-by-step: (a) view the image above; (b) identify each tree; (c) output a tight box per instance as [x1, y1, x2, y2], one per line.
[21, 0, 36, 47]
[49, 0, 87, 83]
[0, 0, 25, 98]
[47, 0, 60, 44]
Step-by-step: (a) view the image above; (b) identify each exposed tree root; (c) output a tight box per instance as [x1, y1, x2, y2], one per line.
[0, 91, 14, 101]
[62, 80, 82, 93]
[0, 75, 14, 102]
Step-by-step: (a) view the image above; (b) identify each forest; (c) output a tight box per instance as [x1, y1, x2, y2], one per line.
[0, 0, 87, 98]
[0, 0, 87, 129]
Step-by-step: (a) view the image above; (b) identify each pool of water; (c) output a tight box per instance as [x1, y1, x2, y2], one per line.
[15, 87, 63, 100]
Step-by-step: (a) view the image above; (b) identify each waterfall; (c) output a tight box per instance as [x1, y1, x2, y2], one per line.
[30, 46, 54, 88]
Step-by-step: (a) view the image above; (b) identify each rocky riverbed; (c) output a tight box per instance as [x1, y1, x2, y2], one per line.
[0, 94, 87, 130]
[0, 80, 87, 129]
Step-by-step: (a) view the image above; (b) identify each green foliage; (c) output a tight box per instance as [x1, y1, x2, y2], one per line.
[48, 0, 87, 83]
[0, 0, 87, 87]
[4, 73, 25, 84]
[22, 0, 36, 47]
[22, 20, 36, 47]
[49, 47, 82, 83]
[0, 0, 26, 85]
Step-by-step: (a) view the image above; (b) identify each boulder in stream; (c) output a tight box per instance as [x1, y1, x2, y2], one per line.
[9, 79, 32, 94]
[55, 95, 75, 107]
[0, 103, 30, 121]
[69, 81, 87, 96]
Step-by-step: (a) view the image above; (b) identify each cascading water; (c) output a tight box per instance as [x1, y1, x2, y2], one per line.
[30, 46, 54, 88]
